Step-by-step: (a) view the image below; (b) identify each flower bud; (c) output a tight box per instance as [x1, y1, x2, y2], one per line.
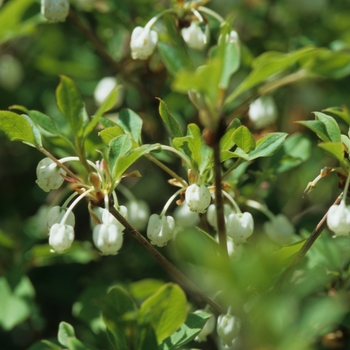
[248, 95, 277, 129]
[217, 314, 241, 347]
[49, 223, 74, 253]
[173, 202, 200, 228]
[327, 201, 350, 236]
[93, 223, 123, 255]
[36, 157, 66, 192]
[185, 184, 211, 213]
[125, 200, 150, 230]
[263, 214, 296, 245]
[207, 204, 232, 229]
[41, 0, 70, 23]
[194, 310, 216, 342]
[147, 214, 175, 247]
[130, 26, 158, 60]
[181, 21, 209, 50]
[227, 212, 254, 243]
[47, 206, 75, 230]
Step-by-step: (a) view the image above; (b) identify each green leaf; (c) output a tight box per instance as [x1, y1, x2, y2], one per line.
[100, 125, 125, 146]
[0, 111, 41, 147]
[225, 46, 315, 103]
[0, 0, 39, 45]
[56, 75, 85, 136]
[220, 149, 250, 162]
[102, 286, 138, 350]
[323, 106, 350, 125]
[108, 134, 133, 176]
[160, 311, 212, 350]
[135, 324, 158, 350]
[295, 120, 330, 142]
[139, 283, 187, 344]
[84, 86, 121, 138]
[270, 240, 307, 266]
[117, 109, 143, 145]
[57, 322, 89, 350]
[157, 98, 183, 138]
[27, 110, 61, 135]
[314, 112, 341, 142]
[248, 133, 287, 160]
[318, 142, 345, 162]
[173, 124, 203, 171]
[129, 279, 165, 302]
[231, 125, 256, 153]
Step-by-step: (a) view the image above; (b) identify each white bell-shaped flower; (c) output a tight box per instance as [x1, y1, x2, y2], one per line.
[207, 204, 232, 229]
[194, 310, 216, 342]
[47, 206, 75, 230]
[248, 95, 277, 129]
[97, 206, 128, 231]
[173, 201, 200, 228]
[49, 223, 74, 253]
[263, 214, 296, 245]
[181, 21, 209, 50]
[327, 201, 350, 236]
[93, 223, 124, 255]
[41, 0, 70, 23]
[217, 314, 241, 347]
[227, 212, 254, 243]
[36, 157, 66, 192]
[130, 26, 158, 60]
[147, 214, 175, 247]
[226, 238, 243, 260]
[126, 200, 150, 230]
[185, 184, 211, 213]
[94, 76, 120, 107]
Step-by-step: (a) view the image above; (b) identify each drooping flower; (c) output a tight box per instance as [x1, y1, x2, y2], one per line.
[147, 214, 175, 247]
[49, 223, 74, 253]
[227, 212, 254, 243]
[327, 201, 350, 236]
[41, 0, 70, 23]
[207, 204, 232, 229]
[36, 157, 66, 192]
[248, 95, 277, 129]
[47, 206, 75, 230]
[263, 214, 296, 245]
[94, 76, 121, 107]
[126, 200, 150, 230]
[130, 26, 158, 60]
[181, 21, 209, 50]
[217, 313, 241, 347]
[185, 184, 211, 213]
[93, 223, 124, 255]
[194, 310, 216, 342]
[173, 201, 200, 228]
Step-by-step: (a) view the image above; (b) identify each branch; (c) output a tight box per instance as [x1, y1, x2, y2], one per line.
[109, 206, 225, 314]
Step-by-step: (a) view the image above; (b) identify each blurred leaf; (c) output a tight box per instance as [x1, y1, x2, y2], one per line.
[226, 46, 315, 103]
[296, 120, 330, 142]
[313, 112, 341, 142]
[84, 86, 121, 138]
[323, 106, 350, 125]
[129, 279, 165, 302]
[139, 283, 187, 344]
[102, 286, 138, 350]
[231, 125, 256, 153]
[160, 311, 212, 350]
[318, 142, 345, 162]
[157, 98, 183, 138]
[100, 125, 125, 145]
[270, 240, 307, 266]
[56, 75, 86, 136]
[0, 229, 15, 248]
[58, 322, 89, 350]
[28, 340, 62, 350]
[248, 133, 287, 160]
[117, 108, 143, 145]
[0, 0, 39, 44]
[0, 111, 41, 147]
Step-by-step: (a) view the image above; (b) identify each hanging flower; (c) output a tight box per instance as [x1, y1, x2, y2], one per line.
[194, 310, 216, 342]
[185, 184, 211, 213]
[248, 95, 277, 129]
[263, 214, 296, 245]
[147, 214, 175, 247]
[173, 201, 200, 228]
[49, 223, 74, 253]
[130, 26, 158, 60]
[94, 76, 122, 107]
[93, 223, 124, 255]
[41, 0, 70, 23]
[36, 157, 66, 192]
[207, 204, 232, 229]
[327, 201, 350, 236]
[227, 212, 254, 243]
[181, 21, 209, 50]
[126, 200, 150, 230]
[217, 313, 241, 347]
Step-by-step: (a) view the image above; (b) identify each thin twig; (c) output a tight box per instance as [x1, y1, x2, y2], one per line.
[109, 206, 225, 314]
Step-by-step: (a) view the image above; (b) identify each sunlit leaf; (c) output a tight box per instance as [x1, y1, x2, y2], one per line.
[157, 98, 183, 138]
[314, 112, 341, 142]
